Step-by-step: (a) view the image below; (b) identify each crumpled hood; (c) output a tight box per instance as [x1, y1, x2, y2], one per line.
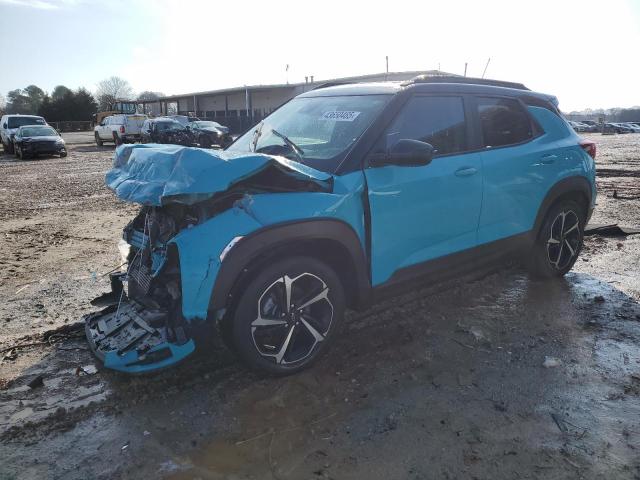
[105, 143, 333, 206]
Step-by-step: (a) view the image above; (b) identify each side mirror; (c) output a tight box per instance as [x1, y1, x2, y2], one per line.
[370, 139, 436, 167]
[2, 123, 6, 129]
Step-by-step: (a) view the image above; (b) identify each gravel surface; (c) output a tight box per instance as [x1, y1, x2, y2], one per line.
[0, 135, 639, 480]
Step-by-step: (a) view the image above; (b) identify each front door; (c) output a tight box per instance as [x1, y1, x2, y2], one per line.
[365, 95, 483, 286]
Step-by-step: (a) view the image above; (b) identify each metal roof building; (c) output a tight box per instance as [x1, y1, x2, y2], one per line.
[143, 70, 453, 133]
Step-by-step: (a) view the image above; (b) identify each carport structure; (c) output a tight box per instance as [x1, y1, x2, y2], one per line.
[149, 70, 451, 134]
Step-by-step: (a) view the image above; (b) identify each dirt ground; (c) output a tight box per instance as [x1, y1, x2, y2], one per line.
[1, 133, 639, 480]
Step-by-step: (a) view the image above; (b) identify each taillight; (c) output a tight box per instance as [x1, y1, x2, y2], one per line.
[120, 126, 125, 134]
[580, 140, 596, 160]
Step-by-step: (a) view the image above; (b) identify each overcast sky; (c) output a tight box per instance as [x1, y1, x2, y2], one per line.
[1, 0, 639, 112]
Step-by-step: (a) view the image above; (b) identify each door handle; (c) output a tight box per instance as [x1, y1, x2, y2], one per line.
[540, 154, 557, 165]
[454, 167, 478, 177]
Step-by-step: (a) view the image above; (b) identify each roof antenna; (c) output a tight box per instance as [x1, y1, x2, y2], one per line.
[482, 57, 491, 79]
[464, 62, 468, 77]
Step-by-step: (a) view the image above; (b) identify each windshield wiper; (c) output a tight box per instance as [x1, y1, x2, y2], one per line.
[251, 122, 264, 152]
[270, 128, 304, 161]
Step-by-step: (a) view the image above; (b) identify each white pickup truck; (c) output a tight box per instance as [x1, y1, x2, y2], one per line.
[94, 114, 148, 146]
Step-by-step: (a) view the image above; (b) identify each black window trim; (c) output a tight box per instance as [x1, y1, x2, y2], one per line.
[471, 94, 543, 152]
[364, 92, 478, 168]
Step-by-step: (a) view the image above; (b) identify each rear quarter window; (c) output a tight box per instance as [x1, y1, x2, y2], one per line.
[477, 97, 533, 148]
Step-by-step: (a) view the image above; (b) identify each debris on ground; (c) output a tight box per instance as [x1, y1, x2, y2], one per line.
[27, 375, 44, 389]
[542, 356, 562, 368]
[584, 224, 640, 236]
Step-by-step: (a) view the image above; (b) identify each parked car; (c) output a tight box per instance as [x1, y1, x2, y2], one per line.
[1, 114, 47, 154]
[610, 123, 633, 134]
[86, 76, 597, 375]
[140, 117, 194, 146]
[94, 114, 148, 146]
[568, 120, 587, 132]
[12, 124, 66, 159]
[621, 122, 640, 133]
[579, 120, 599, 132]
[187, 120, 233, 148]
[168, 115, 200, 126]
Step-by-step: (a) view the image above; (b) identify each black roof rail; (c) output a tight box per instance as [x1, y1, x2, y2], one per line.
[311, 81, 354, 90]
[404, 75, 529, 91]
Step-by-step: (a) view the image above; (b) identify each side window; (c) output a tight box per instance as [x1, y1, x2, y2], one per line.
[477, 97, 533, 148]
[386, 96, 467, 156]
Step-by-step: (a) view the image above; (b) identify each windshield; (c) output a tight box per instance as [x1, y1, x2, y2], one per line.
[156, 121, 184, 132]
[228, 94, 391, 173]
[20, 126, 57, 137]
[194, 121, 220, 129]
[8, 116, 46, 129]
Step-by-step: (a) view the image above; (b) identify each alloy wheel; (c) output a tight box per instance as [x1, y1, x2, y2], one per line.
[251, 272, 333, 365]
[546, 210, 581, 270]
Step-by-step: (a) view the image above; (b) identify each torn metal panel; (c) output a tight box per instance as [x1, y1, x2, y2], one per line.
[105, 144, 333, 206]
[85, 301, 194, 373]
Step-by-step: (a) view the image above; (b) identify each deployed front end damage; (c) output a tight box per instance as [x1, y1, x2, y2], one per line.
[85, 206, 196, 372]
[85, 144, 334, 373]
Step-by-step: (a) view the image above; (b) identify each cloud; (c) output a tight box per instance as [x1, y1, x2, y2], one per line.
[0, 0, 80, 9]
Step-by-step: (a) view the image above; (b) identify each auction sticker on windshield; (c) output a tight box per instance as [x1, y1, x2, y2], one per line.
[321, 111, 361, 121]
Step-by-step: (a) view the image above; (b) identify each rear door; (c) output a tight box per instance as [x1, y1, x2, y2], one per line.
[365, 95, 483, 285]
[474, 96, 562, 244]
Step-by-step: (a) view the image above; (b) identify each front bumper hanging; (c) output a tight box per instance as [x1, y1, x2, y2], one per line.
[84, 276, 194, 373]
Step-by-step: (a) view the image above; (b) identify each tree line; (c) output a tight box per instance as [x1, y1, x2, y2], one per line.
[0, 76, 165, 121]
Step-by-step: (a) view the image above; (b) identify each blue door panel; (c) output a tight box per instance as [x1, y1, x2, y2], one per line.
[477, 106, 582, 245]
[366, 152, 483, 285]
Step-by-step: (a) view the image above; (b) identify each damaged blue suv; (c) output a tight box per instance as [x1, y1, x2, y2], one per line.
[85, 76, 597, 374]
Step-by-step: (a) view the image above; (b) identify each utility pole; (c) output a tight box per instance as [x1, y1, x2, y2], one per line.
[385, 56, 389, 81]
[464, 62, 468, 77]
[482, 57, 491, 78]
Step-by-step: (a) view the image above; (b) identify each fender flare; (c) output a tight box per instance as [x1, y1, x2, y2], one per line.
[532, 175, 593, 237]
[209, 219, 371, 311]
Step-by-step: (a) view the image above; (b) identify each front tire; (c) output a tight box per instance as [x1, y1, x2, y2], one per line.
[200, 135, 212, 148]
[230, 256, 345, 375]
[527, 199, 585, 278]
[95, 133, 103, 146]
[15, 143, 22, 160]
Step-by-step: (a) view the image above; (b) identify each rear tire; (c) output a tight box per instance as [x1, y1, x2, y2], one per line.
[527, 199, 585, 278]
[113, 132, 122, 146]
[230, 256, 345, 375]
[95, 133, 103, 147]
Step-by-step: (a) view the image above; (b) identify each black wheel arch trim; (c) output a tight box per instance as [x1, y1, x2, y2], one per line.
[208, 219, 371, 312]
[532, 175, 593, 237]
